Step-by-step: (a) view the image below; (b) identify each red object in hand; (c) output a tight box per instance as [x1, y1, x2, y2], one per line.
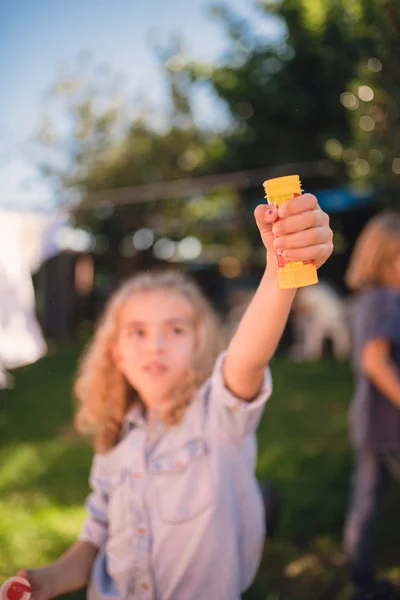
[8, 582, 31, 600]
[0, 578, 32, 600]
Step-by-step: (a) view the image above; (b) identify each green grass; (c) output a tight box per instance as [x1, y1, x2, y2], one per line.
[1, 343, 399, 599]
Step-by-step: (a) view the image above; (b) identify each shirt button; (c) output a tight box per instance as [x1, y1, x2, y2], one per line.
[134, 472, 143, 479]
[174, 460, 183, 469]
[141, 583, 150, 591]
[138, 526, 146, 535]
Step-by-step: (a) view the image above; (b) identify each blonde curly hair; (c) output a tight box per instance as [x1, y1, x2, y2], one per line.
[74, 269, 225, 453]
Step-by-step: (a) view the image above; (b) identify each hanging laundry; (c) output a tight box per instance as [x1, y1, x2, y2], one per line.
[0, 210, 67, 388]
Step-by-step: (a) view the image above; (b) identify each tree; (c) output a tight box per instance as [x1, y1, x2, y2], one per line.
[187, 0, 371, 188]
[33, 50, 228, 195]
[32, 53, 244, 262]
[33, 2, 395, 276]
[327, 0, 400, 203]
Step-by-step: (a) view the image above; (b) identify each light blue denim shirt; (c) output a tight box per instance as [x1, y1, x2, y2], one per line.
[80, 352, 273, 600]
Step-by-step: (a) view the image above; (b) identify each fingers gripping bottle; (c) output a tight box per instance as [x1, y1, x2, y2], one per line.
[0, 578, 32, 600]
[263, 175, 318, 289]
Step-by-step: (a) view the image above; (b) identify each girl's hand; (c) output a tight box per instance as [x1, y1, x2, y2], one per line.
[16, 569, 54, 600]
[254, 193, 333, 269]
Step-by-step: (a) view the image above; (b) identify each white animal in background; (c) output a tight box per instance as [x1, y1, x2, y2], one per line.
[290, 281, 350, 361]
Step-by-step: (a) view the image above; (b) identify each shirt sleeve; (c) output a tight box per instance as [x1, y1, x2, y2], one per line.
[362, 290, 398, 343]
[207, 351, 273, 441]
[79, 454, 110, 549]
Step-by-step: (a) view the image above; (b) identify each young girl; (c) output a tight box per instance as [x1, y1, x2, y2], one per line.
[344, 212, 400, 600]
[18, 194, 333, 600]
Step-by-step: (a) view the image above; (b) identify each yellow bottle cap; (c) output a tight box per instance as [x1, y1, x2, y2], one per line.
[263, 175, 303, 199]
[278, 262, 318, 289]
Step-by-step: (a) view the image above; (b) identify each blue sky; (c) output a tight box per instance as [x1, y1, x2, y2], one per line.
[0, 0, 281, 210]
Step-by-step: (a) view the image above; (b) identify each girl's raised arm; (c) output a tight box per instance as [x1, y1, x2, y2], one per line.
[224, 194, 333, 401]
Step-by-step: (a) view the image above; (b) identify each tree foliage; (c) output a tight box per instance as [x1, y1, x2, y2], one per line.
[326, 0, 400, 202]
[188, 0, 370, 180]
[32, 1, 400, 257]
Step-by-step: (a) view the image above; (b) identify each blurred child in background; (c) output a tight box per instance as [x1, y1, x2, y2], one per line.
[17, 194, 332, 600]
[344, 212, 400, 600]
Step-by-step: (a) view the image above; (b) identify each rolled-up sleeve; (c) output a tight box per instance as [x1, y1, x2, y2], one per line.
[79, 455, 109, 549]
[208, 351, 273, 441]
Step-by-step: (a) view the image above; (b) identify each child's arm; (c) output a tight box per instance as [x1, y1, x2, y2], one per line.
[18, 541, 98, 599]
[18, 454, 109, 599]
[224, 194, 333, 401]
[49, 541, 98, 594]
[224, 264, 295, 400]
[362, 338, 400, 407]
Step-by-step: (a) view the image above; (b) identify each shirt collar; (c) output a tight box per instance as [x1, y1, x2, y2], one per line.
[124, 403, 146, 429]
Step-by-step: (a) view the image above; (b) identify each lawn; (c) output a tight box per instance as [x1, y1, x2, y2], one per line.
[1, 341, 399, 599]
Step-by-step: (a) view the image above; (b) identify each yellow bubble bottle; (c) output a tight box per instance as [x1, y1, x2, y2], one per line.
[263, 175, 318, 289]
